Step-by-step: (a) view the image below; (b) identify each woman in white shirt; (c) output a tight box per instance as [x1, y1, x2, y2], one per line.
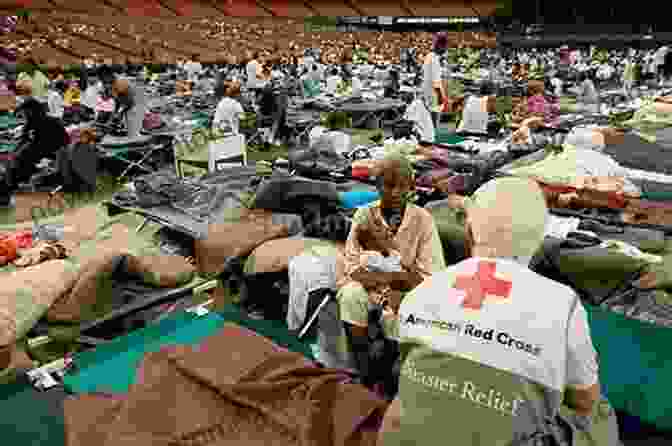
[325, 67, 341, 95]
[245, 52, 263, 89]
[550, 72, 564, 97]
[81, 79, 102, 118]
[46, 80, 66, 119]
[622, 53, 637, 98]
[270, 66, 284, 82]
[184, 59, 203, 83]
[576, 70, 600, 114]
[655, 46, 669, 85]
[212, 80, 244, 135]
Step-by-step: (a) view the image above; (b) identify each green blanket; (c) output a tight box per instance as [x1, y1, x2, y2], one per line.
[0, 114, 19, 131]
[586, 304, 672, 430]
[303, 79, 321, 98]
[434, 129, 465, 145]
[0, 377, 66, 446]
[62, 305, 314, 395]
[0, 142, 17, 153]
[0, 306, 316, 446]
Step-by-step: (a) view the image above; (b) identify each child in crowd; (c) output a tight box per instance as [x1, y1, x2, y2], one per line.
[622, 51, 638, 98]
[326, 67, 341, 95]
[195, 72, 214, 92]
[63, 81, 81, 108]
[549, 71, 564, 97]
[56, 127, 98, 193]
[542, 78, 561, 127]
[576, 70, 600, 114]
[95, 91, 115, 124]
[526, 80, 547, 120]
[212, 80, 244, 135]
[383, 69, 400, 98]
[80, 76, 102, 121]
[46, 80, 67, 119]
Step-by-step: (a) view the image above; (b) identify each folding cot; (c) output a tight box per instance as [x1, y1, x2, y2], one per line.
[97, 134, 174, 179]
[333, 98, 406, 129]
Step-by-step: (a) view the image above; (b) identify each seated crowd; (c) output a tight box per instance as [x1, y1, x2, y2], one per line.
[3, 35, 667, 445]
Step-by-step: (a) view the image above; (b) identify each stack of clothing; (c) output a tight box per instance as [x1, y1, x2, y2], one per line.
[415, 148, 517, 195]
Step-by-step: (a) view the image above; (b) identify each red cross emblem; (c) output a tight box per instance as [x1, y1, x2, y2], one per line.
[455, 261, 513, 310]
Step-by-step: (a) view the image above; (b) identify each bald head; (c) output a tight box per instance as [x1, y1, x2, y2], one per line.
[466, 177, 548, 262]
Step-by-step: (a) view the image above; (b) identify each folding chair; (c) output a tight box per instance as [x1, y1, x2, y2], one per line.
[208, 133, 247, 171]
[173, 129, 208, 178]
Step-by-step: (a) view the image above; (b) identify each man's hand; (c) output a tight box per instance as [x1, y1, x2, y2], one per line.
[390, 270, 424, 291]
[381, 290, 404, 314]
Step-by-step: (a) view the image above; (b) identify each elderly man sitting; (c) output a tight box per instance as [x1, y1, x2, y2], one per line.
[337, 154, 446, 389]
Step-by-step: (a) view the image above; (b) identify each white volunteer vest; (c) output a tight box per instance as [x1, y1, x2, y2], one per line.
[399, 257, 577, 392]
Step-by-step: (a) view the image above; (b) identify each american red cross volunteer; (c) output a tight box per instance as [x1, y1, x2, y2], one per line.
[378, 178, 611, 446]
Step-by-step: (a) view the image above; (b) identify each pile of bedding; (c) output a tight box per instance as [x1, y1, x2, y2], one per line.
[63, 323, 386, 446]
[0, 205, 198, 366]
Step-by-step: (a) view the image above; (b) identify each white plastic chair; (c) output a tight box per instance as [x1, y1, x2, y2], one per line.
[208, 133, 246, 172]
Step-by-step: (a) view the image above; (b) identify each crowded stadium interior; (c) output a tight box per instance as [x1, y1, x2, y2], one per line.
[1, 5, 672, 446]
